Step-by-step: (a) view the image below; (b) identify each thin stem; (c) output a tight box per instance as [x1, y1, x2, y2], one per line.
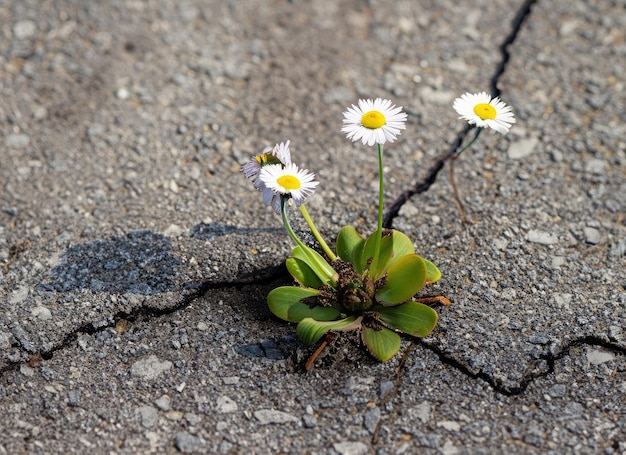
[299, 204, 336, 261]
[281, 196, 307, 249]
[369, 143, 385, 274]
[450, 127, 482, 224]
[281, 197, 337, 286]
[454, 127, 482, 157]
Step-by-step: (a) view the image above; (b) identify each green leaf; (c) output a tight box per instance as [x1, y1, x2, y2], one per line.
[424, 258, 442, 284]
[361, 326, 401, 362]
[268, 286, 340, 322]
[336, 226, 365, 272]
[296, 316, 359, 345]
[291, 245, 337, 285]
[360, 230, 393, 280]
[385, 230, 416, 270]
[378, 301, 438, 337]
[375, 254, 427, 305]
[286, 257, 323, 289]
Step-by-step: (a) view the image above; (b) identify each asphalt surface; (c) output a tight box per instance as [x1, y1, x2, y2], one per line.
[1, 0, 625, 453]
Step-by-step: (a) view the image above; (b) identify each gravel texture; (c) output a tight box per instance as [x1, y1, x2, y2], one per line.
[1, 0, 625, 453]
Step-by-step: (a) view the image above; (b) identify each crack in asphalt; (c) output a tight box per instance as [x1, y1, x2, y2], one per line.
[383, 0, 539, 229]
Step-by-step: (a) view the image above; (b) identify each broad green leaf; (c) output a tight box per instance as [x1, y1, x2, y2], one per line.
[291, 245, 337, 285]
[336, 226, 365, 271]
[385, 230, 416, 270]
[296, 316, 359, 345]
[286, 257, 323, 289]
[375, 254, 427, 305]
[423, 258, 442, 284]
[268, 286, 340, 322]
[360, 230, 393, 280]
[378, 301, 438, 337]
[361, 326, 401, 362]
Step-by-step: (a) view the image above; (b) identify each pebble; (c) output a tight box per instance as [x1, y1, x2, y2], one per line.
[527, 230, 558, 245]
[5, 133, 31, 149]
[583, 227, 600, 245]
[137, 406, 158, 428]
[68, 390, 81, 407]
[0, 331, 11, 350]
[379, 381, 394, 398]
[31, 306, 52, 321]
[216, 396, 238, 413]
[9, 286, 29, 305]
[585, 159, 606, 175]
[253, 409, 298, 425]
[130, 355, 173, 381]
[437, 421, 461, 431]
[507, 137, 538, 160]
[14, 20, 37, 39]
[332, 442, 369, 455]
[116, 87, 131, 100]
[154, 395, 171, 411]
[174, 432, 204, 453]
[412, 401, 431, 424]
[363, 406, 381, 434]
[586, 348, 615, 365]
[547, 384, 566, 398]
[302, 414, 317, 428]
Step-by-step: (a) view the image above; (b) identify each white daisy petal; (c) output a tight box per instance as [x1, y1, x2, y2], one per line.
[453, 91, 516, 134]
[342, 98, 407, 146]
[259, 163, 319, 208]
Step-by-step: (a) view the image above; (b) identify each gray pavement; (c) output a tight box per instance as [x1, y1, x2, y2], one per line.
[1, 0, 625, 453]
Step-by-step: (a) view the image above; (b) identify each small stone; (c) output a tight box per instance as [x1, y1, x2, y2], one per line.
[302, 414, 317, 428]
[253, 409, 298, 425]
[14, 20, 37, 39]
[68, 390, 81, 407]
[130, 355, 173, 381]
[507, 137, 539, 160]
[527, 230, 558, 245]
[332, 442, 369, 455]
[9, 286, 29, 305]
[363, 406, 381, 434]
[31, 306, 52, 321]
[412, 401, 431, 424]
[196, 322, 208, 331]
[547, 384, 566, 398]
[585, 159, 606, 175]
[174, 432, 204, 453]
[20, 365, 35, 377]
[137, 405, 158, 428]
[185, 413, 201, 426]
[0, 332, 11, 350]
[116, 87, 130, 100]
[154, 395, 171, 411]
[5, 133, 31, 149]
[587, 348, 615, 365]
[379, 381, 394, 398]
[216, 396, 238, 413]
[583, 227, 600, 245]
[221, 376, 239, 385]
[437, 421, 461, 431]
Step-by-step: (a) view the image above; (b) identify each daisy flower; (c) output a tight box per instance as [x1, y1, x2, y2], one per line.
[241, 141, 292, 180]
[342, 98, 407, 146]
[453, 92, 516, 134]
[259, 163, 319, 208]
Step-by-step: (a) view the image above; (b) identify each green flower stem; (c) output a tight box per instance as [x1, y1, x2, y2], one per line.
[281, 197, 337, 286]
[369, 143, 385, 275]
[299, 204, 337, 261]
[454, 126, 482, 157]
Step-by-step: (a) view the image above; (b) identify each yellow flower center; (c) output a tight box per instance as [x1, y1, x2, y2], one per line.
[277, 175, 301, 191]
[256, 153, 281, 166]
[473, 103, 497, 120]
[361, 110, 386, 129]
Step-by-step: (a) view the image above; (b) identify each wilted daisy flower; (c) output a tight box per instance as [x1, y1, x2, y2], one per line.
[453, 92, 516, 134]
[342, 98, 407, 146]
[241, 141, 292, 180]
[259, 163, 319, 208]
